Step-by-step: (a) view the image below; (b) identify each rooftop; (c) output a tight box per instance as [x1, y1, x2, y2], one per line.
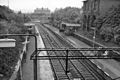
[62, 22, 81, 27]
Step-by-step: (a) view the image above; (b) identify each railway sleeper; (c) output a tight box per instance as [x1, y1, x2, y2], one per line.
[70, 69, 83, 79]
[71, 60, 96, 79]
[51, 61, 69, 79]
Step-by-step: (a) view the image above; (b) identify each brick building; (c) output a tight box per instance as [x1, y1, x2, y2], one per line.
[82, 0, 120, 31]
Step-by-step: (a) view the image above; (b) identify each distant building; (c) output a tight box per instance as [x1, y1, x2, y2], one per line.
[82, 0, 120, 31]
[31, 8, 51, 23]
[34, 8, 51, 16]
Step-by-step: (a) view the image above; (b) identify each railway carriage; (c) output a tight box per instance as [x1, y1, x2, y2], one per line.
[59, 22, 66, 32]
[59, 22, 81, 35]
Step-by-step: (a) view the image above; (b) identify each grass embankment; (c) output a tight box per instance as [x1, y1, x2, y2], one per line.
[0, 21, 27, 80]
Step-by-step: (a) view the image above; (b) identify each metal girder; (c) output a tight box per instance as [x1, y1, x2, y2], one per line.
[37, 47, 120, 51]
[31, 47, 120, 76]
[30, 47, 120, 60]
[31, 56, 120, 60]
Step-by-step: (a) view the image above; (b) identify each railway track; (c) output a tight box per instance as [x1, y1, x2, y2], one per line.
[37, 23, 112, 80]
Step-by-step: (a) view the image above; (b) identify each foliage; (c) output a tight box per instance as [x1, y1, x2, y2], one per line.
[100, 24, 114, 42]
[0, 6, 30, 79]
[0, 48, 20, 77]
[0, 5, 30, 23]
[93, 5, 120, 43]
[50, 7, 82, 27]
[0, 5, 13, 21]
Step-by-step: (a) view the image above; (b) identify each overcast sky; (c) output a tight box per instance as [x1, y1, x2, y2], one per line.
[0, 0, 84, 13]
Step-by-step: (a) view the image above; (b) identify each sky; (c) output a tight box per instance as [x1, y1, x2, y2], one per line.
[0, 0, 84, 13]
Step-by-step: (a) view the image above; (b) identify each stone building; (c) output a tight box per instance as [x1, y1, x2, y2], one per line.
[34, 8, 51, 16]
[82, 0, 120, 31]
[31, 8, 51, 23]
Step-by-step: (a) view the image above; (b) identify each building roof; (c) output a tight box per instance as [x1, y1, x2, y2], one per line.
[0, 39, 16, 42]
[62, 22, 81, 27]
[24, 23, 35, 26]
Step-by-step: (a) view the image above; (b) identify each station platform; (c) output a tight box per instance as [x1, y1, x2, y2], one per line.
[22, 37, 34, 80]
[35, 25, 54, 80]
[22, 25, 54, 80]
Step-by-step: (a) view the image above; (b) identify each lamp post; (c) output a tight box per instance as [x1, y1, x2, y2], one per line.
[7, 0, 9, 8]
[92, 27, 96, 55]
[93, 28, 96, 48]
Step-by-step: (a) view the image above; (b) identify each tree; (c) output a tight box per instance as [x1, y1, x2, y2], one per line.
[50, 7, 82, 26]
[0, 6, 30, 79]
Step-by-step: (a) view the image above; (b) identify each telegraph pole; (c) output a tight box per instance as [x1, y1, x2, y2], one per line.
[8, 0, 9, 8]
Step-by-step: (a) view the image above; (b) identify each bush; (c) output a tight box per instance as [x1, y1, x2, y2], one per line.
[0, 5, 30, 79]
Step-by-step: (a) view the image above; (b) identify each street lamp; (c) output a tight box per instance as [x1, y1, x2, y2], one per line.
[7, 0, 9, 8]
[91, 27, 96, 48]
[93, 28, 96, 48]
[91, 27, 96, 55]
